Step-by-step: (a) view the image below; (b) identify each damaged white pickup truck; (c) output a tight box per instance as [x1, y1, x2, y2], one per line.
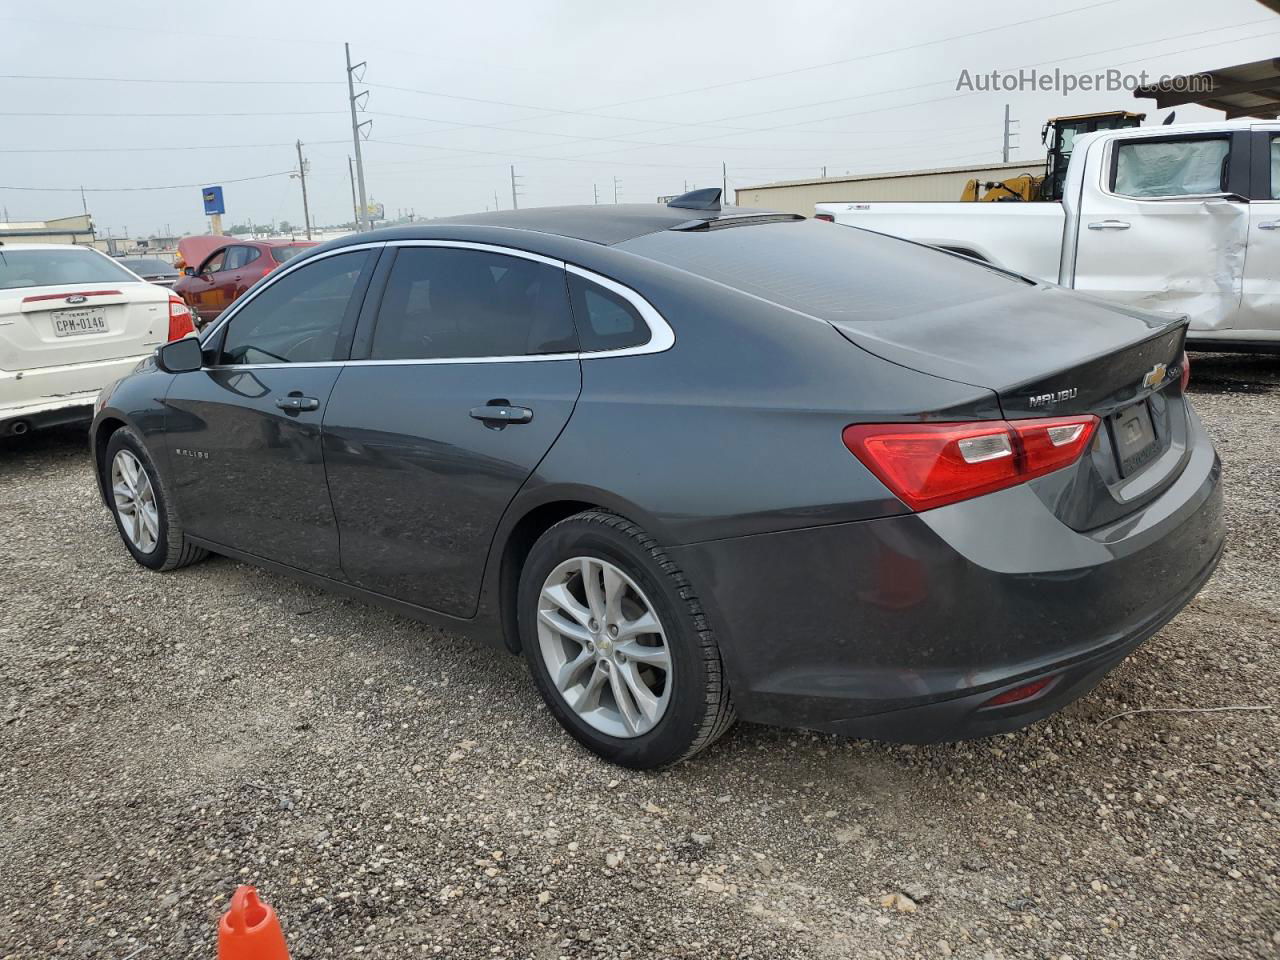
[817, 119, 1280, 352]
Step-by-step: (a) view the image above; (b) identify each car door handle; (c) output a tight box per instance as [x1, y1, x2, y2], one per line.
[1087, 220, 1131, 230]
[470, 402, 533, 427]
[1259, 221, 1280, 231]
[275, 395, 319, 412]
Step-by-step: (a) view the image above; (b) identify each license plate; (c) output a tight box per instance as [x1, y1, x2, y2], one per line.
[1111, 401, 1159, 477]
[51, 307, 108, 337]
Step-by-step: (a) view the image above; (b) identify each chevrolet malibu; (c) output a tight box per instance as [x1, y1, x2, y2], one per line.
[90, 191, 1224, 768]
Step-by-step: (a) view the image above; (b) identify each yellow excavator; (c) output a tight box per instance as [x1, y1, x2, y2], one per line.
[961, 110, 1147, 202]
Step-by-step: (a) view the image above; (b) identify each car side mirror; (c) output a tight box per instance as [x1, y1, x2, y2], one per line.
[182, 266, 196, 276]
[155, 336, 204, 374]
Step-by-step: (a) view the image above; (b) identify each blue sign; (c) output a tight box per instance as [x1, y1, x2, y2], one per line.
[201, 185, 225, 216]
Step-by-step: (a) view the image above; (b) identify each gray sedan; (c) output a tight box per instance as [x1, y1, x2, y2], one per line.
[89, 191, 1224, 768]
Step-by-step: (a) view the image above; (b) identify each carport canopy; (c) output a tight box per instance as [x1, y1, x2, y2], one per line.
[1135, 57, 1280, 119]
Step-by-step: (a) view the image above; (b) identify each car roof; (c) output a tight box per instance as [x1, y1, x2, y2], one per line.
[358, 203, 780, 247]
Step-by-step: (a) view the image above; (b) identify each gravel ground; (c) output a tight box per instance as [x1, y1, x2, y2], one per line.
[1, 354, 1277, 960]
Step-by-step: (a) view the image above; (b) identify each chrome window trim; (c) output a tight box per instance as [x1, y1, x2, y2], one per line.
[565, 263, 675, 359]
[198, 239, 675, 371]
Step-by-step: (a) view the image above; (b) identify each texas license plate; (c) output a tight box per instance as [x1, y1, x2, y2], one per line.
[1111, 401, 1158, 477]
[51, 307, 108, 337]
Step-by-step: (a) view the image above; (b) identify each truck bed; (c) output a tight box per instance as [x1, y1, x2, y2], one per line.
[816, 201, 1067, 283]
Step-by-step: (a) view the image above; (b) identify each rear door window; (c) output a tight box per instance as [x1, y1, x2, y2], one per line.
[1271, 136, 1280, 199]
[369, 247, 577, 360]
[1111, 137, 1230, 198]
[225, 246, 261, 270]
[218, 250, 370, 364]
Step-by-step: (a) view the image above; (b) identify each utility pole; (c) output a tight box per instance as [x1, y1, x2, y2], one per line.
[722, 162, 728, 206]
[510, 165, 521, 210]
[1002, 103, 1018, 163]
[348, 156, 359, 228]
[80, 186, 88, 216]
[293, 140, 313, 240]
[345, 42, 371, 231]
[613, 176, 620, 203]
[494, 190, 500, 211]
[821, 166, 827, 178]
[593, 183, 599, 204]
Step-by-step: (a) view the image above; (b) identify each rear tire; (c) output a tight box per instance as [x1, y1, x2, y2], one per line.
[518, 511, 735, 768]
[104, 427, 207, 572]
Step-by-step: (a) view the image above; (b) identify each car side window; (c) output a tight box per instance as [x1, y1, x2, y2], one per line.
[239, 247, 262, 268]
[201, 250, 227, 274]
[1112, 137, 1230, 198]
[1271, 136, 1279, 200]
[219, 251, 370, 365]
[223, 247, 247, 271]
[369, 247, 577, 360]
[567, 274, 651, 352]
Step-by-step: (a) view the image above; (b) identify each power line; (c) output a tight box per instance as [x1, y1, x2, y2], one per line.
[0, 110, 345, 118]
[531, 19, 1279, 164]
[0, 139, 349, 154]
[0, 73, 341, 85]
[0, 171, 294, 193]
[586, 0, 1129, 112]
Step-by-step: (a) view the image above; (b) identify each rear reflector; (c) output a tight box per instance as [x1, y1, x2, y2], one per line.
[842, 415, 1099, 511]
[167, 295, 195, 341]
[981, 676, 1055, 708]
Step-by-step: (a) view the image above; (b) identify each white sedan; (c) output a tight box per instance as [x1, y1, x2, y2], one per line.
[0, 243, 195, 437]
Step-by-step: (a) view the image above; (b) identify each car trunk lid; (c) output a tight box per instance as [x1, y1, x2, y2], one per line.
[0, 282, 169, 371]
[827, 283, 1190, 530]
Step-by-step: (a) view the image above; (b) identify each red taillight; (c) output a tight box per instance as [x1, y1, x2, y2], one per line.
[814, 213, 835, 222]
[1179, 351, 1191, 391]
[981, 675, 1055, 708]
[167, 295, 195, 341]
[842, 415, 1098, 511]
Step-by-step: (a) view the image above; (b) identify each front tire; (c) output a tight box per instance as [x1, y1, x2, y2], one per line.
[518, 511, 736, 768]
[104, 427, 207, 572]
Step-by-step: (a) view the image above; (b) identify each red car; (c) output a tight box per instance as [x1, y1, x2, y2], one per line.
[174, 239, 317, 326]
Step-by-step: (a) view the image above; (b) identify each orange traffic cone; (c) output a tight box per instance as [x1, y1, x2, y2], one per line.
[218, 885, 291, 960]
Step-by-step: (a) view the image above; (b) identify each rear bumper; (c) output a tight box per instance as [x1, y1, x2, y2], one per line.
[669, 407, 1225, 742]
[1, 354, 149, 433]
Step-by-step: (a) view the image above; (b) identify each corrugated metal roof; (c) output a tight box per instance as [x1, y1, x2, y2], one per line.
[1135, 57, 1280, 119]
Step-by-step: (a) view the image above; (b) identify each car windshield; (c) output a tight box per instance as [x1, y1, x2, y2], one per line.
[120, 258, 176, 275]
[0, 248, 139, 291]
[271, 245, 311, 263]
[617, 219, 1028, 323]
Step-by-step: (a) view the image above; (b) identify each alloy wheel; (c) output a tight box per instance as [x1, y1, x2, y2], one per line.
[111, 449, 160, 554]
[536, 556, 672, 738]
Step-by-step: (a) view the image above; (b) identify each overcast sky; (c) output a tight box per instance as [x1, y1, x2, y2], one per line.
[1, 0, 1275, 236]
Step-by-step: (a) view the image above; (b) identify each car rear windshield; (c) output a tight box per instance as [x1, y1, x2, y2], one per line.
[616, 220, 1028, 323]
[0, 248, 138, 291]
[271, 245, 311, 264]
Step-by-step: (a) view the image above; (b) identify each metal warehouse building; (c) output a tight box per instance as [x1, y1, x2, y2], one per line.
[735, 160, 1048, 216]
